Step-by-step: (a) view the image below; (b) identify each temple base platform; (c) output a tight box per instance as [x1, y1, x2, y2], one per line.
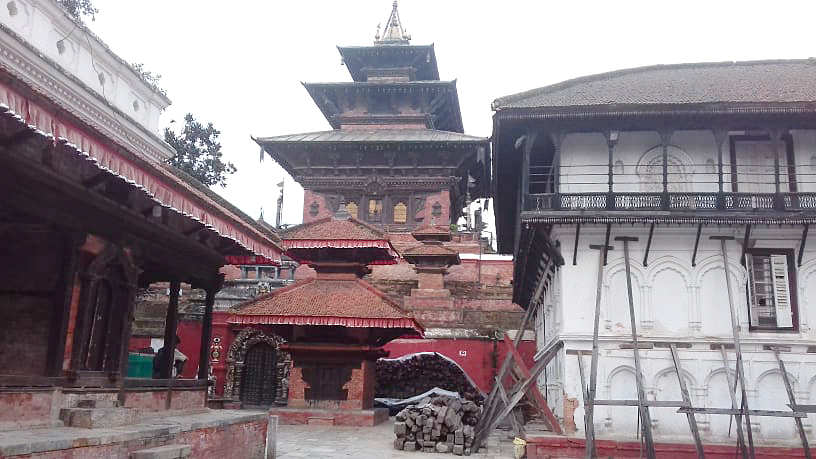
[268, 406, 389, 426]
[525, 434, 809, 459]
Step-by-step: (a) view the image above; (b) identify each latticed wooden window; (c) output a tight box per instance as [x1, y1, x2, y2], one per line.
[346, 202, 358, 218]
[393, 202, 407, 223]
[368, 199, 382, 221]
[745, 250, 796, 330]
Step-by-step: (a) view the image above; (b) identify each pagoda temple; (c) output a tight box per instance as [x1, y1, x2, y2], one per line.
[248, 1, 528, 400]
[255, 2, 489, 229]
[225, 208, 422, 426]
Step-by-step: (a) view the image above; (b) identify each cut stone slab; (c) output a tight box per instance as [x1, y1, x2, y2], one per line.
[59, 407, 137, 428]
[131, 444, 192, 459]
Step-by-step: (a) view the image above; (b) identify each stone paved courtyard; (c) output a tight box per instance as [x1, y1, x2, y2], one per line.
[275, 418, 516, 459]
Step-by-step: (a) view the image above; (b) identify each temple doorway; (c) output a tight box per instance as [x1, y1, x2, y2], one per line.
[240, 342, 279, 406]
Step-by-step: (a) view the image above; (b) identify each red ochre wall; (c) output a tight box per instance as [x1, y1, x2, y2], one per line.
[382, 337, 537, 394]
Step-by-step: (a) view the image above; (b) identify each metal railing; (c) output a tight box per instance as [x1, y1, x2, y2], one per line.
[526, 162, 816, 212]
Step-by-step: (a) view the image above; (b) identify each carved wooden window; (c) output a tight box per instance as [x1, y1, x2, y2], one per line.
[432, 202, 442, 218]
[309, 201, 320, 217]
[346, 202, 358, 219]
[368, 199, 382, 222]
[75, 249, 138, 375]
[745, 249, 797, 331]
[393, 202, 407, 223]
[302, 366, 351, 400]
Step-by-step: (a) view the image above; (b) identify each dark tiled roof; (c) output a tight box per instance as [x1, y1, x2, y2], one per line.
[493, 60, 816, 110]
[256, 129, 487, 144]
[337, 45, 440, 82]
[283, 217, 386, 240]
[232, 278, 412, 320]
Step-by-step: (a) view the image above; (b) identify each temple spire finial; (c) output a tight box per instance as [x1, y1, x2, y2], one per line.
[375, 1, 411, 45]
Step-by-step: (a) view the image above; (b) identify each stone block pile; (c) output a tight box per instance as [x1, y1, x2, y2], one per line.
[392, 395, 482, 455]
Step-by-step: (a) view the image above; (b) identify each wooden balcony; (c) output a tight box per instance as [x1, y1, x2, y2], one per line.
[525, 191, 816, 213]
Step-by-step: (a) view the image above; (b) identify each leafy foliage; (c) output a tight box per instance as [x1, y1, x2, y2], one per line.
[130, 63, 166, 96]
[57, 0, 97, 21]
[165, 114, 237, 188]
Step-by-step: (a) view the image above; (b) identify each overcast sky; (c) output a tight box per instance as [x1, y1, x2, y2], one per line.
[87, 0, 816, 230]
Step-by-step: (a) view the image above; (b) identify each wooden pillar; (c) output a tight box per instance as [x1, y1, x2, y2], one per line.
[48, 231, 84, 376]
[551, 132, 563, 210]
[162, 279, 181, 379]
[605, 131, 618, 209]
[660, 131, 673, 209]
[714, 130, 727, 209]
[198, 275, 223, 381]
[521, 132, 536, 211]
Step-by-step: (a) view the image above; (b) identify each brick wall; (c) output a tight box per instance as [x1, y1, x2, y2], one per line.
[383, 338, 537, 393]
[0, 294, 52, 376]
[4, 414, 268, 459]
[302, 189, 335, 223]
[123, 389, 205, 411]
[0, 390, 57, 424]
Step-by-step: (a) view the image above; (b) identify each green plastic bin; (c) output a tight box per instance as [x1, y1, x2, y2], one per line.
[127, 353, 154, 378]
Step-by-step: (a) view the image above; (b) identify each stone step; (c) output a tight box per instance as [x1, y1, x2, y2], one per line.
[76, 398, 119, 408]
[59, 407, 137, 428]
[307, 416, 335, 426]
[131, 444, 192, 459]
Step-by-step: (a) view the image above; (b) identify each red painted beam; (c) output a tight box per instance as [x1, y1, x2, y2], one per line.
[503, 333, 563, 435]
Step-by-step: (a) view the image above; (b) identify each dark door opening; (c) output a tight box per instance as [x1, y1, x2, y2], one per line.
[240, 342, 278, 406]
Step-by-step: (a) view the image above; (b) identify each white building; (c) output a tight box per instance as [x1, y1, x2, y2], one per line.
[491, 60, 816, 453]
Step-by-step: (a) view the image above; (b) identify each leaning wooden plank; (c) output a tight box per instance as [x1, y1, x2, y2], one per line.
[503, 333, 563, 434]
[671, 344, 705, 459]
[772, 348, 811, 459]
[586, 244, 611, 459]
[617, 236, 656, 458]
[474, 341, 565, 452]
[720, 345, 749, 459]
[496, 375, 523, 438]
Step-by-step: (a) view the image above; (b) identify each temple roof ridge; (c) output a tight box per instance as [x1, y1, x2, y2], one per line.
[375, 1, 411, 45]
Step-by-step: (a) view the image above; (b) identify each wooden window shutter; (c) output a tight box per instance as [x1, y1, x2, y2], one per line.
[745, 253, 760, 326]
[770, 254, 793, 328]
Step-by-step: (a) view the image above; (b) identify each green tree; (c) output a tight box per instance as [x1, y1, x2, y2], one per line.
[165, 114, 237, 188]
[57, 0, 97, 21]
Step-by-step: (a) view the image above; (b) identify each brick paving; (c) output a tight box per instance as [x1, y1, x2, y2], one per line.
[275, 418, 516, 459]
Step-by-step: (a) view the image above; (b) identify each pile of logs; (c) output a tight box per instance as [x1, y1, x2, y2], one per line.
[376, 353, 482, 401]
[393, 395, 482, 455]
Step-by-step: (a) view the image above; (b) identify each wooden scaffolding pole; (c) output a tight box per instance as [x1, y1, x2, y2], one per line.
[616, 236, 656, 458]
[772, 347, 811, 459]
[670, 344, 705, 458]
[585, 243, 612, 459]
[711, 236, 755, 459]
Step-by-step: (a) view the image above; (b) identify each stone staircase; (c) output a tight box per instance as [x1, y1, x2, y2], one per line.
[59, 398, 137, 428]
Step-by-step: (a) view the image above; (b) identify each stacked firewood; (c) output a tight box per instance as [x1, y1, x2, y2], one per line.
[376, 353, 483, 401]
[393, 395, 482, 455]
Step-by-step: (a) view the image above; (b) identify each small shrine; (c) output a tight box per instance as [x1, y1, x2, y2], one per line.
[228, 207, 423, 426]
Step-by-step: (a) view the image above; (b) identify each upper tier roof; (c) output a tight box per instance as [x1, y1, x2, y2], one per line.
[228, 277, 422, 333]
[493, 60, 816, 112]
[303, 81, 464, 133]
[255, 129, 487, 144]
[338, 45, 440, 82]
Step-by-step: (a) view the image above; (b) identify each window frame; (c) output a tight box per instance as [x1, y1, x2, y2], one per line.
[744, 248, 799, 332]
